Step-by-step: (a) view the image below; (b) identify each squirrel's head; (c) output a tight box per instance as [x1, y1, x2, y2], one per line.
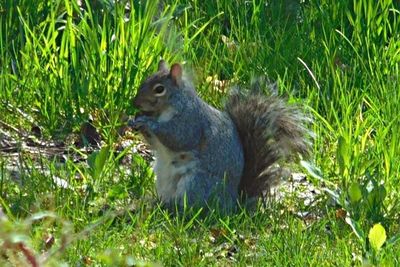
[132, 60, 184, 117]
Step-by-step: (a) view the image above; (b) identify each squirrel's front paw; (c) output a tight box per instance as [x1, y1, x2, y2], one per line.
[128, 116, 148, 132]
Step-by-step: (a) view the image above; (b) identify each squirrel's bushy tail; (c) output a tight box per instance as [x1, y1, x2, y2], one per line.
[225, 88, 311, 198]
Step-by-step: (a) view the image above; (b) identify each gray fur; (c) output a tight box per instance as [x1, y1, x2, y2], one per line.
[130, 63, 243, 211]
[225, 89, 311, 198]
[130, 61, 310, 211]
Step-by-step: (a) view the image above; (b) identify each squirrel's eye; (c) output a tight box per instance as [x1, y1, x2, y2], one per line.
[153, 84, 166, 96]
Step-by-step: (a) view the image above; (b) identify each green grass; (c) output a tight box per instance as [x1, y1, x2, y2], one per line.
[1, 0, 400, 265]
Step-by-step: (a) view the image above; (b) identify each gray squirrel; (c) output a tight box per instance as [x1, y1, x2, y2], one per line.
[129, 60, 310, 211]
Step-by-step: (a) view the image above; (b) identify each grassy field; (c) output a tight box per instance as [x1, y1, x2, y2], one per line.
[1, 0, 399, 266]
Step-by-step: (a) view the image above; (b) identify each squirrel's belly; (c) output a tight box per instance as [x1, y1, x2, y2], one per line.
[152, 138, 197, 203]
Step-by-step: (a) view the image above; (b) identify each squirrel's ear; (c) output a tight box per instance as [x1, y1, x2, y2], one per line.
[170, 63, 183, 85]
[158, 60, 168, 72]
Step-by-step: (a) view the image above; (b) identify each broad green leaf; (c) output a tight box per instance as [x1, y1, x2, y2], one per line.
[88, 146, 110, 179]
[300, 160, 323, 180]
[367, 184, 387, 207]
[323, 188, 341, 204]
[345, 216, 364, 240]
[337, 136, 349, 175]
[95, 147, 110, 175]
[87, 151, 98, 171]
[348, 182, 362, 203]
[368, 223, 386, 251]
